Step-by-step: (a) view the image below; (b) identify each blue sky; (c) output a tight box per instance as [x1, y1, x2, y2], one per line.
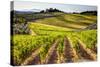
[14, 1, 97, 13]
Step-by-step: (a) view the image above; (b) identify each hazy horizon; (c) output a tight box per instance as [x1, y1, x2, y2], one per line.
[13, 1, 97, 13]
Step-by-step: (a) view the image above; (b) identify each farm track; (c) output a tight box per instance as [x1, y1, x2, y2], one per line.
[77, 40, 97, 61]
[42, 39, 59, 64]
[21, 47, 42, 65]
[64, 37, 78, 63]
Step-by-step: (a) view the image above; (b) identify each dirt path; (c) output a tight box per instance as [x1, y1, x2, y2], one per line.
[21, 47, 42, 65]
[64, 37, 78, 63]
[42, 39, 59, 64]
[77, 40, 97, 61]
[29, 29, 37, 36]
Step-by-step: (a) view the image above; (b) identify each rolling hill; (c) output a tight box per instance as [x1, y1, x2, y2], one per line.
[11, 11, 97, 66]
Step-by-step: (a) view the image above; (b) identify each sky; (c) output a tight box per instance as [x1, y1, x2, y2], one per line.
[13, 1, 97, 13]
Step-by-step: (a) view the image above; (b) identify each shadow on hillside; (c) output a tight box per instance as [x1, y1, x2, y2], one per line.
[70, 14, 96, 21]
[55, 14, 93, 26]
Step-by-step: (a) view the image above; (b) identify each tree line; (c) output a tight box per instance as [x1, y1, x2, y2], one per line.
[80, 11, 97, 15]
[40, 8, 63, 13]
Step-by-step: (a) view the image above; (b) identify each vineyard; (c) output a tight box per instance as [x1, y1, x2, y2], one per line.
[11, 12, 97, 66]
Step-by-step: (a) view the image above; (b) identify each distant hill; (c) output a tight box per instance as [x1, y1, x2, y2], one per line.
[13, 9, 41, 14]
[11, 10, 35, 14]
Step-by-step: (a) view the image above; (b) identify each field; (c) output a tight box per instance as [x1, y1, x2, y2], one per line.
[11, 12, 97, 66]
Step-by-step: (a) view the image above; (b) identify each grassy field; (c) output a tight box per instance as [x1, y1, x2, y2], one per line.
[11, 13, 97, 66]
[31, 13, 97, 30]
